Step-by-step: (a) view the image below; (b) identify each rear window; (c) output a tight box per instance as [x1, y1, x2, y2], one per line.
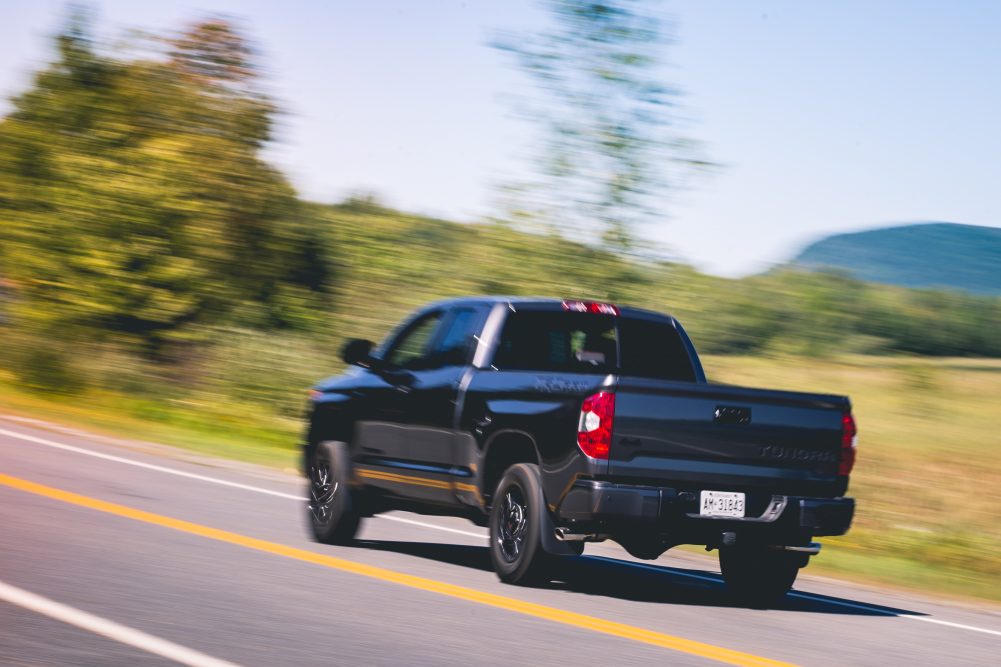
[492, 311, 696, 381]
[493, 312, 617, 373]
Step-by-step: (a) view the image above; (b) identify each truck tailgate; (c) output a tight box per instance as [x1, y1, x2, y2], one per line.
[609, 378, 850, 498]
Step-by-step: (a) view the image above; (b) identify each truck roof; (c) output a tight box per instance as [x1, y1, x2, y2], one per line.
[423, 296, 679, 323]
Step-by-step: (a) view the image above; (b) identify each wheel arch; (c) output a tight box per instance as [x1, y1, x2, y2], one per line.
[305, 397, 356, 471]
[479, 429, 541, 507]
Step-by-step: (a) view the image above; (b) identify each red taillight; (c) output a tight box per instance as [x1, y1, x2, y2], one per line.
[578, 392, 615, 459]
[839, 413, 857, 476]
[562, 300, 620, 316]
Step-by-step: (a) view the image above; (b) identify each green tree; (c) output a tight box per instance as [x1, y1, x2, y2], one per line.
[0, 14, 328, 360]
[496, 0, 709, 250]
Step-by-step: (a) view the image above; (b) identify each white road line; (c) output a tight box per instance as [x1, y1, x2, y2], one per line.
[900, 615, 1001, 637]
[0, 580, 243, 667]
[0, 427, 301, 501]
[3, 423, 1000, 639]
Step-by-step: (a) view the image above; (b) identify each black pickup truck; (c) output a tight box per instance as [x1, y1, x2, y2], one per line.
[303, 297, 856, 603]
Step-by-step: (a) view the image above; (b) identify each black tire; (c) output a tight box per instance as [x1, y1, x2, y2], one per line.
[488, 463, 553, 585]
[306, 441, 361, 545]
[719, 546, 801, 606]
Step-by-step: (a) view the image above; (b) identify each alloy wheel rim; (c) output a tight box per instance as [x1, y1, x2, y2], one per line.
[308, 458, 338, 523]
[497, 486, 528, 563]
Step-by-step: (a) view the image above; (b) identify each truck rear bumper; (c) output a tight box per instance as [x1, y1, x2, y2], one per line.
[556, 480, 855, 538]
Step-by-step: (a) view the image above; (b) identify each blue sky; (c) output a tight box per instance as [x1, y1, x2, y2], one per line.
[2, 1, 999, 276]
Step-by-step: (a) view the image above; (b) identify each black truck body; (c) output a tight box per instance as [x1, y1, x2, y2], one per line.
[304, 297, 856, 601]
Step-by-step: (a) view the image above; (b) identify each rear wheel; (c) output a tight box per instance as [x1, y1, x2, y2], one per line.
[307, 441, 361, 545]
[488, 463, 553, 585]
[719, 546, 802, 606]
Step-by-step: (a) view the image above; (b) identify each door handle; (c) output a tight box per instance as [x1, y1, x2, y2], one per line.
[386, 370, 416, 392]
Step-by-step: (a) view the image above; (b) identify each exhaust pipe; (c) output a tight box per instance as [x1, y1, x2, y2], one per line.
[554, 527, 606, 542]
[778, 542, 822, 555]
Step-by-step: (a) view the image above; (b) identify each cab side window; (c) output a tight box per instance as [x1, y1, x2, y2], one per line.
[431, 308, 482, 367]
[384, 312, 443, 370]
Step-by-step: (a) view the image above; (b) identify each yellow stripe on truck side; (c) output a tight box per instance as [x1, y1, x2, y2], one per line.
[355, 468, 452, 490]
[0, 473, 798, 667]
[356, 468, 483, 502]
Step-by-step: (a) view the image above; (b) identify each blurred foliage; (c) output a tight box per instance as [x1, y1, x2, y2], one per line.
[309, 199, 1001, 362]
[0, 13, 331, 362]
[494, 0, 709, 250]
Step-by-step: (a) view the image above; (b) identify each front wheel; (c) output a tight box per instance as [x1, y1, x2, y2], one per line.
[488, 463, 553, 585]
[307, 441, 361, 545]
[719, 546, 802, 606]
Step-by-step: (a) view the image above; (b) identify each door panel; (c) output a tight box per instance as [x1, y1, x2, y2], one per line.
[354, 310, 446, 499]
[382, 307, 488, 504]
[354, 306, 488, 505]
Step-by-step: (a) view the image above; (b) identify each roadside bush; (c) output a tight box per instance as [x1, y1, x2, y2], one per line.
[14, 344, 87, 394]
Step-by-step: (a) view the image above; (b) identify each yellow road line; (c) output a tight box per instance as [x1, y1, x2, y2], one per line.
[0, 473, 796, 667]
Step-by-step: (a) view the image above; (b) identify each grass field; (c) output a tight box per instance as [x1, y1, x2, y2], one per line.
[0, 368, 299, 470]
[2, 355, 999, 603]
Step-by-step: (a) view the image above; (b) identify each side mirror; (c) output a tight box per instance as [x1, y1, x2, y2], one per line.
[341, 338, 375, 368]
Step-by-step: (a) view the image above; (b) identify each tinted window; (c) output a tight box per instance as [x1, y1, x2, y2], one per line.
[617, 317, 696, 381]
[493, 312, 617, 373]
[491, 311, 695, 380]
[385, 312, 442, 370]
[431, 308, 482, 367]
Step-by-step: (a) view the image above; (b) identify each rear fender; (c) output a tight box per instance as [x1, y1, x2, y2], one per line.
[478, 429, 579, 557]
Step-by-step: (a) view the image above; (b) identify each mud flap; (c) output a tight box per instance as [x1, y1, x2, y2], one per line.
[537, 500, 581, 556]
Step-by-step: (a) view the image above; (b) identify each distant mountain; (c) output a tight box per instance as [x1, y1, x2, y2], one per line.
[791, 223, 1001, 295]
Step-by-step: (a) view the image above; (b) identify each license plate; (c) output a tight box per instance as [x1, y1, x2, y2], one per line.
[699, 491, 746, 518]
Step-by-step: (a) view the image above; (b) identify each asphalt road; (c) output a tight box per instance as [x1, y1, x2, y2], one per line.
[1, 416, 999, 667]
